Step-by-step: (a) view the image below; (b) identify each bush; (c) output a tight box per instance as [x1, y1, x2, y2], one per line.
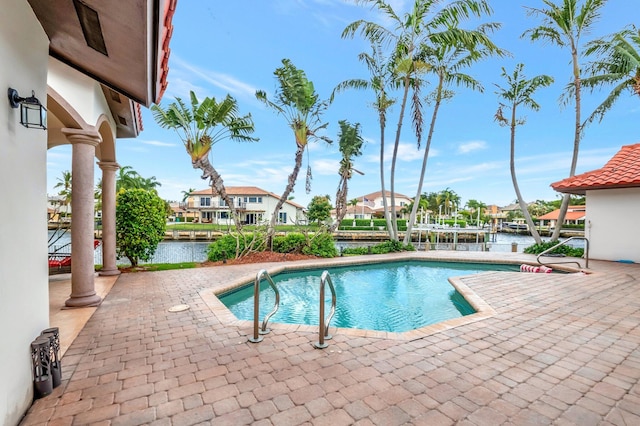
[272, 233, 307, 253]
[116, 189, 167, 267]
[302, 232, 337, 258]
[341, 240, 415, 255]
[523, 240, 584, 257]
[207, 233, 264, 261]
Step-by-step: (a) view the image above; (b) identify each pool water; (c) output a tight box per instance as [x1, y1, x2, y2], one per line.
[219, 261, 520, 333]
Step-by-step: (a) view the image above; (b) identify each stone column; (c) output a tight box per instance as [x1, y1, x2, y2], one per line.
[64, 128, 102, 307]
[98, 161, 120, 276]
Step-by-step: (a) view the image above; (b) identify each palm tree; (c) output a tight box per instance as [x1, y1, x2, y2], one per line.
[256, 59, 331, 241]
[181, 188, 195, 203]
[403, 31, 506, 244]
[94, 178, 102, 216]
[151, 91, 258, 233]
[495, 64, 554, 245]
[116, 166, 139, 192]
[523, 0, 607, 241]
[344, 0, 500, 240]
[582, 25, 640, 123]
[54, 170, 72, 215]
[331, 120, 365, 232]
[332, 44, 397, 239]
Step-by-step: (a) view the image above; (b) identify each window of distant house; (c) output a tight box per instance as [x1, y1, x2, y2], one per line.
[218, 199, 227, 207]
[355, 214, 364, 219]
[219, 211, 229, 219]
[279, 212, 287, 224]
[400, 201, 405, 206]
[200, 197, 211, 207]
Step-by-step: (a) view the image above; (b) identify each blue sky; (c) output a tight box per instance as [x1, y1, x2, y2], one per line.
[47, 0, 638, 208]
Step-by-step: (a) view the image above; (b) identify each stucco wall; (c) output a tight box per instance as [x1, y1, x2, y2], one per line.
[586, 188, 640, 263]
[0, 2, 50, 425]
[48, 57, 115, 130]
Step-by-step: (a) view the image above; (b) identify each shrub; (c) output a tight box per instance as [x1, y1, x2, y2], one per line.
[523, 240, 584, 257]
[302, 232, 337, 258]
[207, 233, 264, 261]
[272, 233, 307, 253]
[116, 189, 166, 267]
[341, 240, 415, 255]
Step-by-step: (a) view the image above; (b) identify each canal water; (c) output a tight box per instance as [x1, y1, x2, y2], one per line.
[48, 230, 579, 266]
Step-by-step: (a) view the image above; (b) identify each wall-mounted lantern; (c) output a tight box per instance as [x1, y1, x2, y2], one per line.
[7, 88, 47, 130]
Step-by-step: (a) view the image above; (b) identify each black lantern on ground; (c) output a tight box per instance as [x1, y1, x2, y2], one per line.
[7, 88, 47, 130]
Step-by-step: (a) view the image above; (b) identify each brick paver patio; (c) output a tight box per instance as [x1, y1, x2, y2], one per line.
[21, 252, 640, 425]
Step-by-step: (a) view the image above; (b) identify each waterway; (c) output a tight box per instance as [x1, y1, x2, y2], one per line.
[48, 230, 580, 266]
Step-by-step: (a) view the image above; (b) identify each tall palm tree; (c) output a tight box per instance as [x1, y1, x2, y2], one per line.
[151, 91, 258, 232]
[403, 31, 506, 244]
[331, 120, 365, 232]
[344, 0, 499, 240]
[54, 170, 72, 214]
[495, 64, 554, 245]
[332, 44, 397, 239]
[523, 0, 607, 241]
[256, 59, 331, 241]
[582, 25, 640, 123]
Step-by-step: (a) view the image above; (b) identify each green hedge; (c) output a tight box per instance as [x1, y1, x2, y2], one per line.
[523, 241, 584, 257]
[341, 240, 415, 255]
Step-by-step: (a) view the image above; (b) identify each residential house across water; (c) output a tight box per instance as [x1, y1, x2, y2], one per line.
[181, 187, 306, 225]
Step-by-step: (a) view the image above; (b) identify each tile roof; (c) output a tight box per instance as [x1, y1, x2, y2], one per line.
[551, 143, 640, 194]
[537, 209, 586, 221]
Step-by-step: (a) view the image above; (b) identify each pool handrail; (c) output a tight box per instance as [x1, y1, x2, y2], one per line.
[537, 236, 589, 269]
[314, 270, 337, 349]
[248, 269, 280, 343]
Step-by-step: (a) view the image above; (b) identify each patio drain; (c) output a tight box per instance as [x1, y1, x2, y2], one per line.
[168, 304, 190, 312]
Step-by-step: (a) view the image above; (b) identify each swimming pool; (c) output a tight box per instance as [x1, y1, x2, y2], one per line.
[219, 261, 520, 333]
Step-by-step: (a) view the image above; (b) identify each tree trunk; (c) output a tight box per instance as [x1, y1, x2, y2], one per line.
[378, 110, 393, 240]
[552, 46, 582, 241]
[330, 175, 349, 233]
[509, 105, 542, 244]
[268, 144, 305, 245]
[389, 78, 412, 241]
[192, 156, 245, 256]
[404, 80, 442, 245]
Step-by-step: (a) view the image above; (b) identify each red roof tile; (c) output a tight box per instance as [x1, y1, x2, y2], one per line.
[551, 143, 640, 195]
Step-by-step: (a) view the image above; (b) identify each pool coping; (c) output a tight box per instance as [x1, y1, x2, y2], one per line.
[199, 251, 584, 341]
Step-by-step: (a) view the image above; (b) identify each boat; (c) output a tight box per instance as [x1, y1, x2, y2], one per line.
[504, 222, 529, 231]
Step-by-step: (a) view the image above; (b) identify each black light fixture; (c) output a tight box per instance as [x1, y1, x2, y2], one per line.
[8, 88, 47, 130]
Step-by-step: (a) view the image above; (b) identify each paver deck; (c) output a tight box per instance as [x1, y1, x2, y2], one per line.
[21, 251, 640, 425]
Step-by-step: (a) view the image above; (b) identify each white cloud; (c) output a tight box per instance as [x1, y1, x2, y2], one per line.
[171, 55, 258, 100]
[138, 140, 177, 148]
[312, 158, 339, 176]
[457, 140, 488, 154]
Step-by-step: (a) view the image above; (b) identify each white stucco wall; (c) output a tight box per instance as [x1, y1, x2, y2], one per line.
[586, 188, 640, 263]
[0, 2, 50, 425]
[48, 57, 115, 130]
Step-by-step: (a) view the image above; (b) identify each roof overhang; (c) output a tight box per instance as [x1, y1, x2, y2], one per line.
[28, 0, 175, 136]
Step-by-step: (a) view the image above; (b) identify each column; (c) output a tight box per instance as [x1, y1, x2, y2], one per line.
[63, 128, 102, 307]
[98, 161, 120, 276]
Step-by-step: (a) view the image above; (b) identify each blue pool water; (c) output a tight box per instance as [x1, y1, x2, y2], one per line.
[219, 261, 520, 333]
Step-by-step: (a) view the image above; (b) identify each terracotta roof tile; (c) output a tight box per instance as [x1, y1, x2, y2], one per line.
[551, 143, 640, 194]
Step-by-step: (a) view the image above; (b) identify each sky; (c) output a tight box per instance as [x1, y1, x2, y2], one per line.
[46, 0, 639, 209]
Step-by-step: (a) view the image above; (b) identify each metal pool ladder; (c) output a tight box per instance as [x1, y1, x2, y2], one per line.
[537, 236, 590, 269]
[248, 269, 280, 343]
[314, 270, 337, 349]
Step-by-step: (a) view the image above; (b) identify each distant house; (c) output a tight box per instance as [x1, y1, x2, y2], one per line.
[341, 191, 412, 220]
[537, 206, 586, 229]
[551, 143, 640, 263]
[185, 187, 305, 225]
